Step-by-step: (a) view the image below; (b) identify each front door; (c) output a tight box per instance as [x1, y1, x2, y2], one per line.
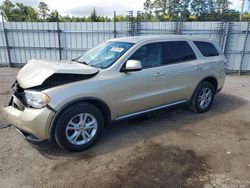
[112, 42, 166, 118]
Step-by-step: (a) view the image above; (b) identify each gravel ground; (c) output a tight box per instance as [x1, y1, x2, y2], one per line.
[0, 68, 250, 188]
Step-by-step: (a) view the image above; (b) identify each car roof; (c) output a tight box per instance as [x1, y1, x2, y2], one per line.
[108, 35, 215, 44]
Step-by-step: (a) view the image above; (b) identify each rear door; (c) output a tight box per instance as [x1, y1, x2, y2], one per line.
[160, 41, 204, 104]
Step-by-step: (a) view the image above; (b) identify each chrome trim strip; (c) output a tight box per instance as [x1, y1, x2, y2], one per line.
[115, 100, 187, 121]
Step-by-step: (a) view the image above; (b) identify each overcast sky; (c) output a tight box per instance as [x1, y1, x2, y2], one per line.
[0, 0, 248, 17]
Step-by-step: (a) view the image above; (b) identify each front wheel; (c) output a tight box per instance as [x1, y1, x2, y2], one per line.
[189, 81, 215, 113]
[54, 103, 104, 151]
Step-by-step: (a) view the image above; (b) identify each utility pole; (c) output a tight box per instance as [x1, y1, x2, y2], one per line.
[1, 11, 12, 67]
[240, 0, 245, 21]
[248, 0, 250, 12]
[113, 11, 117, 38]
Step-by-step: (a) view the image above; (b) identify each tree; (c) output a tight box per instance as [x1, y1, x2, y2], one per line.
[214, 0, 230, 14]
[152, 0, 167, 16]
[149, 0, 190, 21]
[144, 0, 154, 15]
[60, 15, 73, 22]
[191, 0, 215, 20]
[242, 12, 250, 21]
[168, 0, 190, 20]
[221, 9, 240, 21]
[27, 7, 38, 21]
[167, 0, 179, 19]
[0, 1, 37, 22]
[14, 3, 29, 21]
[0, 0, 118, 22]
[0, 0, 14, 21]
[47, 10, 59, 22]
[143, 0, 154, 20]
[90, 7, 97, 21]
[38, 1, 49, 20]
[179, 0, 191, 21]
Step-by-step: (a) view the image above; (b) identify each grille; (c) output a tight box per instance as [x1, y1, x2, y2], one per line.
[9, 81, 26, 111]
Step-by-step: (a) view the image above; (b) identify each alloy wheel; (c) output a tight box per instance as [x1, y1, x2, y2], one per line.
[65, 113, 98, 145]
[198, 87, 212, 109]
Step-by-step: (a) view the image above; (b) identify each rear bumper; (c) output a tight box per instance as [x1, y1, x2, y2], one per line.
[1, 105, 55, 140]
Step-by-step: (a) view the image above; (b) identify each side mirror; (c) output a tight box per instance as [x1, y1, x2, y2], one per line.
[122, 60, 142, 72]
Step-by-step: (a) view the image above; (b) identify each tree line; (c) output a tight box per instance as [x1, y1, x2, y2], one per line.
[0, 0, 250, 22]
[0, 0, 113, 22]
[142, 0, 250, 21]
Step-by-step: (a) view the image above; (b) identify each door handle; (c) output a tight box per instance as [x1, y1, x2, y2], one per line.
[195, 66, 203, 70]
[153, 72, 164, 77]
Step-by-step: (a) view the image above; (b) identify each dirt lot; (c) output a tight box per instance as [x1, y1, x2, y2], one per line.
[0, 68, 250, 188]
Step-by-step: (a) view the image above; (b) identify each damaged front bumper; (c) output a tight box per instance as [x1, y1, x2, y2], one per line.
[1, 105, 55, 140]
[15, 128, 45, 143]
[0, 81, 56, 140]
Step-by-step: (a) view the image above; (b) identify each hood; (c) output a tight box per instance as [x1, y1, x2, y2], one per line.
[17, 59, 99, 89]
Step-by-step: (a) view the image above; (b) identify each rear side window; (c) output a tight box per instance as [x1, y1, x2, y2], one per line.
[194, 41, 219, 57]
[162, 41, 196, 65]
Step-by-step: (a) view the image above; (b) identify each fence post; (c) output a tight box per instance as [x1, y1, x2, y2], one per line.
[113, 11, 117, 38]
[221, 22, 229, 54]
[136, 11, 142, 36]
[239, 21, 250, 75]
[175, 22, 178, 34]
[128, 11, 134, 36]
[179, 22, 183, 35]
[1, 12, 11, 67]
[57, 22, 62, 60]
[175, 22, 182, 35]
[219, 22, 224, 48]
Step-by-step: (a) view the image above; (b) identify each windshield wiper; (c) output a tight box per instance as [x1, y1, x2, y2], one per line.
[72, 59, 89, 65]
[71, 58, 99, 68]
[78, 61, 89, 65]
[75, 60, 99, 68]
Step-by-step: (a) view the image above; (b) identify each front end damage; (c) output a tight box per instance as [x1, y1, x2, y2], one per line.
[1, 81, 55, 141]
[1, 59, 100, 141]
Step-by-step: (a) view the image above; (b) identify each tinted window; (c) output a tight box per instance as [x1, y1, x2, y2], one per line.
[129, 43, 161, 68]
[194, 41, 219, 57]
[162, 41, 196, 65]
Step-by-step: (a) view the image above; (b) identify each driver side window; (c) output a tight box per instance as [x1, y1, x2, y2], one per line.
[129, 43, 161, 69]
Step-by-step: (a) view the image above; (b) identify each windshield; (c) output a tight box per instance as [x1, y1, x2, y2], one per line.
[76, 41, 134, 69]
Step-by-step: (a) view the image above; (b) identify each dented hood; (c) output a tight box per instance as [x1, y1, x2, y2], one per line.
[17, 59, 99, 89]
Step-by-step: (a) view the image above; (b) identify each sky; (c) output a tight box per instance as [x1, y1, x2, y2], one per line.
[0, 0, 248, 17]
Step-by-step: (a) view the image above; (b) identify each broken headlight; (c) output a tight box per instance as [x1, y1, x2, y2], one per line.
[24, 90, 50, 109]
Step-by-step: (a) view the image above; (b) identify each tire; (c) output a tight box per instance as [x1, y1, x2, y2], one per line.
[54, 103, 104, 151]
[189, 81, 215, 113]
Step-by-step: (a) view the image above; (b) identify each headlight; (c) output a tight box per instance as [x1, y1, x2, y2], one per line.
[24, 90, 50, 109]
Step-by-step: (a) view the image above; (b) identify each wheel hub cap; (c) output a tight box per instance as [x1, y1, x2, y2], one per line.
[65, 113, 98, 145]
[198, 87, 212, 109]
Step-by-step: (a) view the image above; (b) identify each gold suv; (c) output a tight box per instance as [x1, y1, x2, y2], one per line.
[1, 36, 226, 151]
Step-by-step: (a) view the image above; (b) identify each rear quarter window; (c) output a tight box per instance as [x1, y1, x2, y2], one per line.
[194, 41, 220, 57]
[162, 41, 197, 65]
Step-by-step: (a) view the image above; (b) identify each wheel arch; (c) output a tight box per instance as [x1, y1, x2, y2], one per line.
[49, 97, 111, 141]
[201, 76, 218, 91]
[190, 76, 218, 102]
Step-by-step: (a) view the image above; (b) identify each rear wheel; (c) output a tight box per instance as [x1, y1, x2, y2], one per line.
[54, 103, 104, 151]
[190, 81, 215, 113]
